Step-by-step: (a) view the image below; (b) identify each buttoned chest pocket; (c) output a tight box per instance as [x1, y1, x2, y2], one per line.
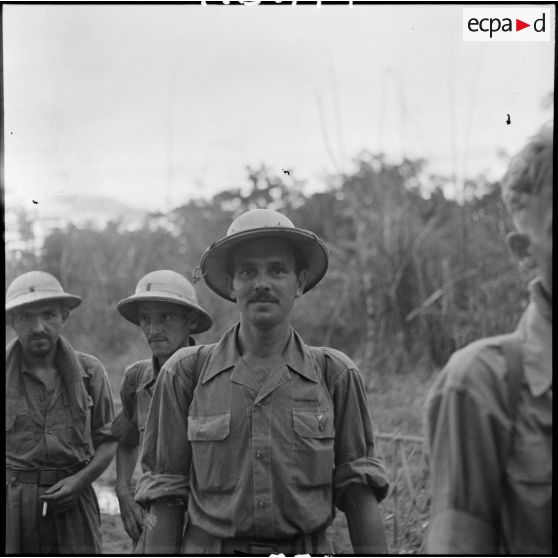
[507, 439, 552, 484]
[291, 409, 334, 488]
[506, 437, 552, 529]
[6, 404, 40, 454]
[187, 412, 235, 493]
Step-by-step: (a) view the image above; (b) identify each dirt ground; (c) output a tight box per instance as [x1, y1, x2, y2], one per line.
[102, 513, 133, 554]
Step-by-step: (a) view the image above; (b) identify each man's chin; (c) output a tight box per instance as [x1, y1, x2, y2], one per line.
[247, 312, 281, 329]
[28, 344, 53, 356]
[151, 349, 173, 360]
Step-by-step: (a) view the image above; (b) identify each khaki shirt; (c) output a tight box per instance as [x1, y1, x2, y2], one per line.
[425, 280, 552, 554]
[136, 324, 388, 539]
[6, 346, 115, 470]
[111, 339, 195, 448]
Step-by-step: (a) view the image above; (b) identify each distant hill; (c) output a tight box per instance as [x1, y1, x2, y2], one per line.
[27, 193, 147, 220]
[5, 192, 151, 255]
[7, 191, 149, 223]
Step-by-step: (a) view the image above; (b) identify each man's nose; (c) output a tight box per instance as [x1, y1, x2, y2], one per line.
[253, 270, 271, 290]
[149, 320, 164, 334]
[31, 318, 47, 333]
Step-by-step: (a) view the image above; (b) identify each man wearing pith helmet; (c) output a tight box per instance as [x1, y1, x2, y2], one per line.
[111, 270, 213, 550]
[5, 271, 116, 554]
[426, 124, 552, 554]
[136, 209, 389, 554]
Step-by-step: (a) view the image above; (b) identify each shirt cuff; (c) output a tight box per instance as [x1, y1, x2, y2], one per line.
[426, 509, 497, 554]
[91, 422, 116, 448]
[111, 411, 140, 446]
[135, 472, 189, 507]
[334, 456, 390, 509]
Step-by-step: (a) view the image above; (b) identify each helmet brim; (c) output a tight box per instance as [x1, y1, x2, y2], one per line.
[117, 291, 213, 334]
[199, 227, 329, 302]
[6, 292, 82, 320]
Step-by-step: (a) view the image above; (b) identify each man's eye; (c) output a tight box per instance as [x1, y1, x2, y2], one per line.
[162, 314, 173, 321]
[271, 266, 286, 275]
[139, 316, 151, 325]
[239, 269, 254, 278]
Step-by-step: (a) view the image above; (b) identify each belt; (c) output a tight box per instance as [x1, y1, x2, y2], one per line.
[6, 465, 85, 486]
[186, 523, 329, 555]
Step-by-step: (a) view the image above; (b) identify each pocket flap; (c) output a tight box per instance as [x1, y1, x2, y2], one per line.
[5, 399, 27, 431]
[293, 409, 334, 438]
[5, 412, 16, 431]
[188, 412, 231, 442]
[508, 440, 551, 483]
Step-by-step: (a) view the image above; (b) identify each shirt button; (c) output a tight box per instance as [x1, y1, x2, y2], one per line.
[255, 450, 263, 459]
[257, 501, 265, 509]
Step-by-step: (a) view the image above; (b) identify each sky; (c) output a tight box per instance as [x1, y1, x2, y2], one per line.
[3, 3, 555, 213]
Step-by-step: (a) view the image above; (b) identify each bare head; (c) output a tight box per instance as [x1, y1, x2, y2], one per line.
[501, 124, 553, 296]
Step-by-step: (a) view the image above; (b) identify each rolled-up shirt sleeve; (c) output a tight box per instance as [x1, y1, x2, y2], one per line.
[425, 349, 509, 554]
[111, 367, 140, 446]
[330, 362, 389, 509]
[135, 350, 196, 506]
[82, 354, 116, 448]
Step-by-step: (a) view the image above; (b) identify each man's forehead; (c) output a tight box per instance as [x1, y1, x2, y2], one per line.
[16, 301, 63, 314]
[232, 237, 295, 262]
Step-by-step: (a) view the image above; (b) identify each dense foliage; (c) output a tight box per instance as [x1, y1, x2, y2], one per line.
[6, 153, 530, 394]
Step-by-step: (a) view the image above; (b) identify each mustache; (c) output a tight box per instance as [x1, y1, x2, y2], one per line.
[249, 294, 278, 303]
[148, 337, 167, 342]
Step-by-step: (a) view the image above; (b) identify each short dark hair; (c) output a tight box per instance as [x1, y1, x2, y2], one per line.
[501, 123, 553, 216]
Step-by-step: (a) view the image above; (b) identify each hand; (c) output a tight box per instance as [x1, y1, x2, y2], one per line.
[41, 474, 87, 513]
[116, 488, 145, 542]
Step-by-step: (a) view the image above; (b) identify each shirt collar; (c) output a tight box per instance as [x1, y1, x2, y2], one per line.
[282, 327, 319, 382]
[142, 337, 197, 392]
[518, 279, 552, 397]
[19, 340, 88, 382]
[201, 323, 318, 384]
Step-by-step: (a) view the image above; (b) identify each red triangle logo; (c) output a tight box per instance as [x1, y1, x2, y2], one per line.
[516, 19, 530, 31]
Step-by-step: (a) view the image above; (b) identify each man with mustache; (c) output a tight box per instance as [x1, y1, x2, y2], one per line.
[5, 271, 116, 554]
[426, 124, 552, 554]
[111, 270, 213, 550]
[136, 209, 389, 554]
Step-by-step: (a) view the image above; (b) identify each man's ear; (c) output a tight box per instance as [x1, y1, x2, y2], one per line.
[60, 307, 70, 326]
[227, 275, 237, 302]
[506, 232, 536, 270]
[295, 269, 308, 298]
[188, 314, 198, 331]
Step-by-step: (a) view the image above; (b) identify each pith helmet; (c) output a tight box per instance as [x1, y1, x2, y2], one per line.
[117, 270, 212, 334]
[6, 271, 82, 318]
[198, 208, 329, 302]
